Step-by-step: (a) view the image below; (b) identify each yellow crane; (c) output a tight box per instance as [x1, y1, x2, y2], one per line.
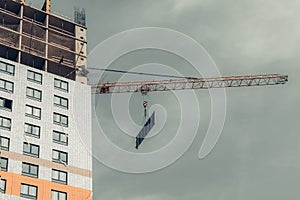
[89, 69, 288, 148]
[91, 73, 288, 94]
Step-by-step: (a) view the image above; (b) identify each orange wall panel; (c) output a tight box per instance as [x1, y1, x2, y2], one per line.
[1, 171, 92, 200]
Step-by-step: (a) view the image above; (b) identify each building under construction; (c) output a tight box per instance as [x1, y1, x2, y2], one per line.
[0, 0, 92, 199]
[0, 0, 87, 82]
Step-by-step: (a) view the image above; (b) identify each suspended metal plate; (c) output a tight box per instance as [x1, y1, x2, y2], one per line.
[135, 112, 155, 149]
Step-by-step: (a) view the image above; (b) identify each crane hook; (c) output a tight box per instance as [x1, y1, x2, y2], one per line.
[143, 101, 148, 119]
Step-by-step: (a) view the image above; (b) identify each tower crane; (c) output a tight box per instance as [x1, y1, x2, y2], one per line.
[89, 70, 288, 149]
[92, 73, 288, 94]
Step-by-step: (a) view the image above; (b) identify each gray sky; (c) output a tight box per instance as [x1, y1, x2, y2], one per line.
[29, 0, 300, 199]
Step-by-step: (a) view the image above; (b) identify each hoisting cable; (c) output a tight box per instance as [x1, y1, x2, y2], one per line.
[87, 67, 198, 79]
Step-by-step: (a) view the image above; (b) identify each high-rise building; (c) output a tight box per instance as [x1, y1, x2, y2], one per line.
[0, 0, 92, 199]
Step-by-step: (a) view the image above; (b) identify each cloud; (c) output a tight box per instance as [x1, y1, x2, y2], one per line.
[88, 0, 299, 199]
[43, 0, 300, 199]
[171, 0, 204, 12]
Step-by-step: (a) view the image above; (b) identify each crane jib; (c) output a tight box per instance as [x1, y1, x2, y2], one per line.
[92, 74, 288, 94]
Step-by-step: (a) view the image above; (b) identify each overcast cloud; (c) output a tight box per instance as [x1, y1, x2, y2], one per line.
[26, 0, 300, 199]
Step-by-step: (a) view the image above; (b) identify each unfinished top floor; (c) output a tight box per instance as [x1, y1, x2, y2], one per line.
[0, 0, 87, 83]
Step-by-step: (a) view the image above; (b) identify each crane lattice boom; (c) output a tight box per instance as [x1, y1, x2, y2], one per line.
[92, 74, 288, 94]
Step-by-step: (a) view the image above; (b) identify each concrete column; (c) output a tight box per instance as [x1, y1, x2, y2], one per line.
[45, 14, 49, 71]
[18, 4, 24, 63]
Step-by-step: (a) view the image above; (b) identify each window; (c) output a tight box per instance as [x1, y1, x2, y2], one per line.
[53, 113, 68, 127]
[0, 157, 8, 171]
[0, 136, 10, 151]
[25, 105, 41, 119]
[52, 169, 67, 185]
[0, 97, 12, 111]
[0, 179, 6, 193]
[20, 183, 38, 199]
[24, 123, 40, 138]
[51, 190, 67, 200]
[53, 131, 68, 146]
[26, 87, 42, 101]
[0, 79, 14, 93]
[52, 149, 68, 164]
[0, 116, 11, 130]
[54, 95, 68, 109]
[0, 61, 14, 75]
[22, 162, 39, 178]
[54, 78, 68, 92]
[27, 70, 42, 84]
[23, 143, 39, 158]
